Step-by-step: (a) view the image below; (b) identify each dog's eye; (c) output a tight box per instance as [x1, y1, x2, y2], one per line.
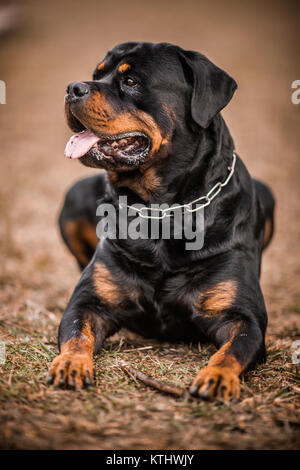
[124, 77, 137, 87]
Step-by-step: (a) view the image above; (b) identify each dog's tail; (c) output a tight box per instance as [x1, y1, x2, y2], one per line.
[254, 179, 275, 250]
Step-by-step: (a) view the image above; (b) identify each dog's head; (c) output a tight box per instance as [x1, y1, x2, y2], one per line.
[64, 42, 237, 172]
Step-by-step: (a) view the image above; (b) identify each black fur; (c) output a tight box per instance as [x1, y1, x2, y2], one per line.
[57, 42, 275, 385]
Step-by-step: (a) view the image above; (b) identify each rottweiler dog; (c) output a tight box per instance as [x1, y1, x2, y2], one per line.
[47, 42, 275, 400]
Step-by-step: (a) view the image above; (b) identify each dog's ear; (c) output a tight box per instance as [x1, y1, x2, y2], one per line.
[179, 49, 237, 129]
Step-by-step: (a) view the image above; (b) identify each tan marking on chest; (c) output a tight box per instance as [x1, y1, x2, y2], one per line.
[93, 263, 122, 305]
[197, 280, 237, 316]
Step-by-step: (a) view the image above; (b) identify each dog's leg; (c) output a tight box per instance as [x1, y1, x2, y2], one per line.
[47, 309, 116, 389]
[47, 262, 121, 389]
[58, 174, 107, 270]
[60, 216, 98, 271]
[190, 319, 266, 400]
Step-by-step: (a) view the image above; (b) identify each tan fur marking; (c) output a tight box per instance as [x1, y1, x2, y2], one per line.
[48, 322, 95, 388]
[81, 221, 99, 248]
[118, 63, 131, 73]
[108, 166, 162, 201]
[64, 220, 90, 266]
[64, 219, 98, 267]
[191, 338, 243, 400]
[61, 322, 94, 356]
[208, 341, 243, 375]
[97, 61, 105, 71]
[71, 91, 166, 158]
[143, 167, 162, 194]
[198, 280, 237, 316]
[263, 218, 272, 247]
[93, 263, 122, 305]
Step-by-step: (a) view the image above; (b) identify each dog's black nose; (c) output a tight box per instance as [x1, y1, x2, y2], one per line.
[67, 81, 90, 99]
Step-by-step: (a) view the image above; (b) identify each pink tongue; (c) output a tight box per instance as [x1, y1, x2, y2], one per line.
[64, 130, 100, 159]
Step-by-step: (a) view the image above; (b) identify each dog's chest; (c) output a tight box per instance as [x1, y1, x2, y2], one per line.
[126, 268, 204, 342]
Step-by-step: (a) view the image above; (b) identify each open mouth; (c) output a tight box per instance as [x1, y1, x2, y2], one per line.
[65, 128, 151, 166]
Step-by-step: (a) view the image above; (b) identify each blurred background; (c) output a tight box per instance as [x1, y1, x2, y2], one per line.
[0, 0, 299, 450]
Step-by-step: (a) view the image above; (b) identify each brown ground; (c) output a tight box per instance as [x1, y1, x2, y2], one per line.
[0, 0, 299, 450]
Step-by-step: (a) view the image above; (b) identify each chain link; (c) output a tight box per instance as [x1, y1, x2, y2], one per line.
[119, 152, 237, 220]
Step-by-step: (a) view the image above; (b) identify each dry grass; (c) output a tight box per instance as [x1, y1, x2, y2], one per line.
[0, 285, 299, 449]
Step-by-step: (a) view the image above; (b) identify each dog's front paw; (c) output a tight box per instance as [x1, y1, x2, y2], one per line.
[47, 352, 95, 390]
[189, 365, 240, 401]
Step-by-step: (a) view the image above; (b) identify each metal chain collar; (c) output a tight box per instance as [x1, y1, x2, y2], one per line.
[119, 151, 237, 220]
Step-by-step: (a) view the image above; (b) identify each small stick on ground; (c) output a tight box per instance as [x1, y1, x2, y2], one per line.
[122, 346, 153, 353]
[120, 361, 195, 400]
